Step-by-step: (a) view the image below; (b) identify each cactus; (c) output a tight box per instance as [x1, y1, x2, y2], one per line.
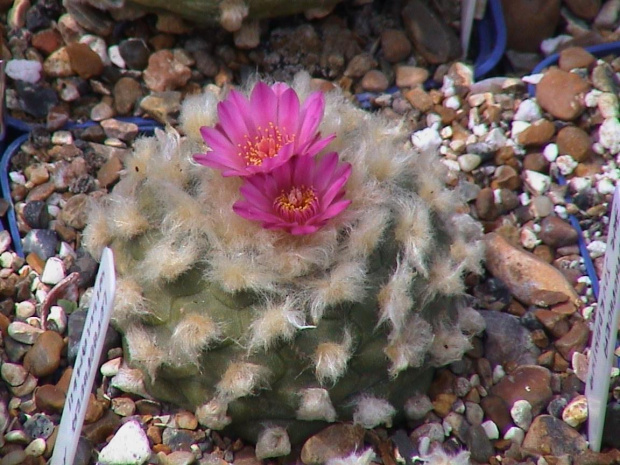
[84, 73, 485, 452]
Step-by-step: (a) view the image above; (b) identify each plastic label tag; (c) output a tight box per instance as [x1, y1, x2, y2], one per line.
[586, 187, 620, 452]
[51, 247, 116, 465]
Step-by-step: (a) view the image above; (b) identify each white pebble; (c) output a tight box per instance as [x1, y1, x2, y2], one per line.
[523, 170, 551, 195]
[25, 438, 46, 457]
[492, 364, 506, 384]
[540, 35, 572, 55]
[7, 321, 44, 344]
[555, 205, 568, 219]
[597, 178, 616, 195]
[108, 45, 126, 68]
[440, 126, 453, 139]
[584, 89, 602, 107]
[511, 400, 533, 431]
[519, 192, 531, 206]
[521, 73, 544, 85]
[15, 301, 36, 319]
[481, 420, 499, 440]
[458, 154, 481, 172]
[58, 242, 76, 259]
[101, 357, 123, 377]
[485, 128, 507, 151]
[598, 93, 619, 119]
[511, 120, 530, 138]
[520, 227, 540, 249]
[98, 420, 151, 465]
[444, 95, 460, 110]
[426, 113, 442, 128]
[5, 60, 42, 83]
[41, 257, 66, 285]
[569, 176, 592, 193]
[51, 130, 73, 145]
[440, 158, 460, 172]
[9, 172, 26, 185]
[599, 118, 620, 155]
[587, 240, 607, 258]
[514, 99, 542, 122]
[411, 127, 442, 153]
[504, 426, 525, 445]
[0, 251, 15, 268]
[472, 124, 488, 137]
[47, 305, 67, 334]
[555, 155, 578, 176]
[543, 143, 559, 162]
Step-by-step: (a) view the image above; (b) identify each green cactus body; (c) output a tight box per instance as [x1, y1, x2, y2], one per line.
[84, 73, 485, 450]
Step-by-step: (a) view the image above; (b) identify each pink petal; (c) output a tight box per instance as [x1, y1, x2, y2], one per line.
[313, 152, 339, 191]
[250, 82, 277, 131]
[290, 224, 321, 235]
[271, 82, 290, 97]
[253, 142, 296, 174]
[319, 163, 351, 205]
[239, 181, 274, 209]
[315, 199, 352, 222]
[193, 152, 242, 173]
[277, 88, 300, 135]
[233, 201, 281, 223]
[200, 126, 235, 153]
[301, 133, 336, 157]
[292, 155, 313, 187]
[297, 92, 325, 144]
[217, 99, 250, 144]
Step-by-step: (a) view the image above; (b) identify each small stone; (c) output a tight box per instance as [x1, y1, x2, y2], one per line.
[0, 450, 27, 465]
[381, 29, 412, 62]
[480, 420, 499, 440]
[6, 59, 42, 83]
[97, 156, 123, 188]
[24, 413, 55, 439]
[466, 424, 495, 463]
[514, 99, 542, 122]
[139, 91, 182, 125]
[35, 384, 66, 413]
[300, 424, 364, 465]
[66, 42, 104, 79]
[22, 229, 59, 260]
[23, 200, 51, 230]
[404, 86, 433, 112]
[111, 397, 136, 417]
[479, 310, 539, 367]
[465, 402, 484, 426]
[523, 169, 551, 195]
[144, 50, 192, 92]
[1, 362, 29, 386]
[101, 357, 122, 377]
[23, 330, 64, 377]
[98, 420, 152, 465]
[555, 321, 590, 361]
[360, 70, 389, 92]
[32, 28, 63, 56]
[536, 68, 590, 121]
[492, 365, 553, 416]
[119, 38, 150, 70]
[558, 46, 596, 71]
[15, 301, 37, 319]
[91, 102, 115, 121]
[511, 400, 533, 431]
[556, 126, 591, 162]
[44, 47, 74, 78]
[562, 394, 588, 427]
[522, 415, 587, 455]
[516, 119, 555, 146]
[538, 216, 578, 248]
[404, 394, 433, 420]
[599, 117, 620, 155]
[395, 66, 428, 88]
[59, 193, 90, 230]
[158, 451, 197, 465]
[8, 321, 44, 344]
[504, 426, 525, 445]
[25, 437, 46, 457]
[100, 119, 139, 142]
[502, 0, 560, 52]
[475, 187, 499, 221]
[41, 257, 66, 285]
[457, 154, 481, 172]
[113, 77, 143, 115]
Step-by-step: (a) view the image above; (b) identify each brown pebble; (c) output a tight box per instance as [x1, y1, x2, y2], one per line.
[534, 309, 570, 338]
[381, 29, 412, 63]
[539, 216, 579, 248]
[555, 321, 589, 360]
[556, 126, 591, 162]
[404, 86, 433, 112]
[23, 330, 64, 378]
[26, 182, 55, 202]
[491, 165, 521, 190]
[360, 69, 389, 92]
[56, 367, 73, 393]
[395, 66, 429, 88]
[65, 42, 104, 79]
[553, 351, 570, 371]
[432, 393, 457, 418]
[491, 365, 553, 416]
[97, 156, 123, 188]
[533, 244, 554, 263]
[522, 152, 549, 172]
[536, 68, 590, 121]
[84, 393, 107, 424]
[537, 350, 555, 368]
[475, 187, 499, 221]
[480, 394, 512, 435]
[26, 253, 45, 275]
[113, 77, 143, 115]
[31, 28, 63, 56]
[558, 46, 596, 71]
[144, 49, 192, 92]
[35, 384, 66, 413]
[300, 424, 365, 465]
[564, 0, 601, 19]
[516, 119, 555, 146]
[82, 410, 122, 444]
[522, 415, 587, 456]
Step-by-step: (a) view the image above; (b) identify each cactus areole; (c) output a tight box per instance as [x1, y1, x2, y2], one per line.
[84, 74, 485, 448]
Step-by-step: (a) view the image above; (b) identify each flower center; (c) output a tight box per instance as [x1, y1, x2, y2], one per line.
[274, 185, 318, 222]
[238, 123, 294, 166]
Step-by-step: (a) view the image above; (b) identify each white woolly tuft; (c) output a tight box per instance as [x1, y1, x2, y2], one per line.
[352, 396, 396, 429]
[325, 449, 375, 465]
[112, 278, 148, 324]
[123, 325, 164, 379]
[180, 90, 221, 142]
[169, 313, 220, 362]
[248, 298, 307, 352]
[427, 258, 465, 298]
[429, 324, 471, 367]
[344, 207, 389, 259]
[195, 398, 231, 430]
[255, 426, 291, 460]
[384, 315, 434, 375]
[106, 194, 150, 239]
[216, 362, 270, 401]
[394, 194, 432, 276]
[82, 203, 112, 260]
[377, 258, 415, 333]
[207, 251, 278, 293]
[418, 447, 471, 465]
[314, 330, 353, 385]
[296, 388, 337, 422]
[138, 236, 200, 282]
[309, 261, 367, 322]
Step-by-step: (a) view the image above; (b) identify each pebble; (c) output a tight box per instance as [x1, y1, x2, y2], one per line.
[558, 46, 596, 71]
[114, 77, 143, 115]
[41, 257, 66, 285]
[484, 233, 580, 307]
[22, 229, 59, 261]
[24, 413, 55, 439]
[404, 394, 433, 420]
[514, 99, 542, 122]
[23, 330, 64, 377]
[7, 321, 45, 344]
[522, 415, 587, 456]
[522, 170, 551, 195]
[510, 399, 533, 431]
[504, 426, 525, 445]
[536, 68, 590, 120]
[119, 38, 150, 70]
[256, 427, 291, 459]
[380, 29, 412, 63]
[479, 310, 539, 367]
[562, 394, 588, 427]
[556, 126, 591, 162]
[465, 424, 494, 463]
[502, 0, 560, 52]
[144, 50, 192, 92]
[25, 437, 46, 457]
[360, 70, 389, 92]
[158, 451, 197, 465]
[6, 59, 43, 83]
[35, 384, 66, 413]
[538, 216, 579, 248]
[66, 42, 104, 79]
[516, 119, 555, 146]
[492, 365, 553, 417]
[98, 420, 152, 465]
[599, 117, 620, 154]
[300, 424, 365, 465]
[457, 154, 481, 172]
[1, 362, 29, 386]
[395, 66, 429, 88]
[111, 397, 136, 417]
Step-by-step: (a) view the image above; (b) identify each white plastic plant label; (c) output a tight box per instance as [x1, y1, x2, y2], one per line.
[586, 187, 620, 452]
[51, 247, 116, 465]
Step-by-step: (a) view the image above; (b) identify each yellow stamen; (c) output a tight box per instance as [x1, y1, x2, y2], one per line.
[238, 122, 294, 166]
[275, 185, 318, 221]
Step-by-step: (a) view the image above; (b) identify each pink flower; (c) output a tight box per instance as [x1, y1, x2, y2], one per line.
[195, 82, 334, 177]
[233, 152, 352, 235]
